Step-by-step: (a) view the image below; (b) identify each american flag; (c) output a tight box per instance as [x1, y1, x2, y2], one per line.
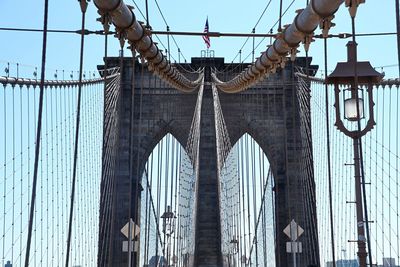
[202, 18, 210, 49]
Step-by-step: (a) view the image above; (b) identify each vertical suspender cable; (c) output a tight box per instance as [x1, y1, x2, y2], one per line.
[163, 136, 170, 257]
[145, 0, 150, 27]
[62, 79, 67, 265]
[272, 87, 280, 267]
[146, 154, 154, 265]
[44, 81, 49, 265]
[132, 56, 145, 266]
[24, 0, 49, 265]
[389, 88, 393, 261]
[12, 83, 15, 264]
[374, 91, 379, 260]
[3, 83, 6, 266]
[19, 85, 23, 266]
[395, 0, 400, 77]
[101, 28, 109, 267]
[127, 48, 136, 267]
[323, 37, 336, 267]
[167, 26, 171, 62]
[278, 0, 283, 32]
[146, 155, 153, 265]
[271, 169, 277, 266]
[50, 86, 54, 265]
[252, 28, 255, 63]
[245, 136, 251, 262]
[259, 147, 267, 264]
[240, 139, 246, 263]
[251, 140, 258, 265]
[397, 81, 400, 267]
[39, 91, 44, 267]
[350, 15, 373, 266]
[283, 67, 293, 266]
[292, 59, 302, 265]
[173, 140, 179, 266]
[143, 160, 149, 265]
[155, 141, 162, 260]
[291, 60, 306, 265]
[65, 1, 88, 266]
[236, 144, 243, 267]
[170, 137, 175, 208]
[100, 24, 108, 266]
[101, 15, 109, 213]
[381, 89, 385, 261]
[101, 18, 114, 267]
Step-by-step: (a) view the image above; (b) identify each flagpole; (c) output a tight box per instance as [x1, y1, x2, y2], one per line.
[207, 16, 209, 57]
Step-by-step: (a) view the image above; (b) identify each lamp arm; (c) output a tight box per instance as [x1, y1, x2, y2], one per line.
[334, 84, 356, 138]
[334, 118, 356, 138]
[358, 84, 376, 137]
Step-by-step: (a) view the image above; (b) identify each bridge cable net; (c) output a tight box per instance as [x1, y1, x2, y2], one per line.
[300, 73, 400, 266]
[0, 70, 118, 266]
[176, 76, 204, 266]
[212, 83, 278, 266]
[97, 69, 122, 265]
[212, 0, 343, 93]
[212, 82, 239, 263]
[293, 68, 322, 264]
[94, 0, 203, 93]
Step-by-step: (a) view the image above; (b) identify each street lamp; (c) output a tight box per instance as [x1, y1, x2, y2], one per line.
[327, 41, 383, 267]
[161, 205, 176, 266]
[161, 205, 176, 235]
[327, 41, 383, 138]
[229, 237, 239, 266]
[230, 236, 239, 254]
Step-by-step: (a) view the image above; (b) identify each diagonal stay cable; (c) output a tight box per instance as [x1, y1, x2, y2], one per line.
[153, 0, 168, 26]
[152, 0, 188, 63]
[241, 0, 296, 64]
[131, 0, 180, 63]
[225, 0, 273, 67]
[323, 35, 337, 267]
[130, 0, 186, 63]
[24, 0, 49, 265]
[218, 0, 297, 78]
[65, 1, 88, 266]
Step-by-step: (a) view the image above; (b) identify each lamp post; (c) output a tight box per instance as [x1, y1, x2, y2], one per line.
[327, 41, 383, 267]
[161, 205, 176, 266]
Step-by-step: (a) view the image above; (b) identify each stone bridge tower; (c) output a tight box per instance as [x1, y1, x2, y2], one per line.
[98, 56, 320, 267]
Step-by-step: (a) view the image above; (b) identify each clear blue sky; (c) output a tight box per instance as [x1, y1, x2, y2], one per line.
[0, 0, 397, 79]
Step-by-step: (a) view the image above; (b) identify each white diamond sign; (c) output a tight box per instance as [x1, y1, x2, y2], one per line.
[283, 219, 304, 241]
[122, 240, 139, 252]
[286, 241, 303, 253]
[121, 218, 140, 240]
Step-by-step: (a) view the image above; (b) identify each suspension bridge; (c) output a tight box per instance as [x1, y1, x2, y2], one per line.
[1, 0, 400, 266]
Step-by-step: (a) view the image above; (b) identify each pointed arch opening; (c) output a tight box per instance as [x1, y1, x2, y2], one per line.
[139, 133, 194, 267]
[220, 133, 276, 266]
